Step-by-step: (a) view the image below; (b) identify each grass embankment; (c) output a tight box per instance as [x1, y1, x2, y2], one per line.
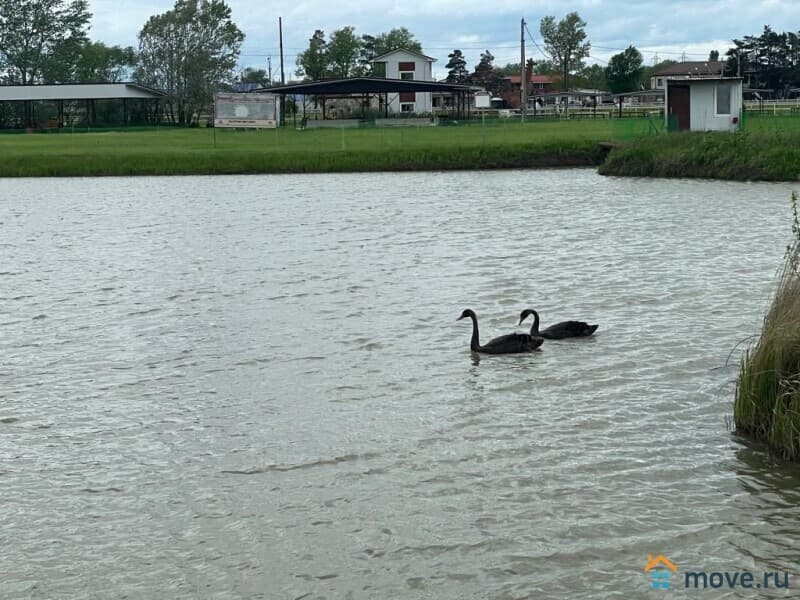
[735, 193, 800, 459]
[600, 114, 800, 181]
[0, 119, 619, 177]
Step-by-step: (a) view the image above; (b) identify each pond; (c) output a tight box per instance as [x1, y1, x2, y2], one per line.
[3, 170, 800, 598]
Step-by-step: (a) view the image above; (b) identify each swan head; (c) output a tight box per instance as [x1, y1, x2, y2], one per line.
[457, 309, 476, 321]
[518, 308, 538, 325]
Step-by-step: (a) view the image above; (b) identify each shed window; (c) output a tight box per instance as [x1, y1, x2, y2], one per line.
[400, 72, 413, 80]
[716, 83, 732, 114]
[399, 61, 416, 71]
[401, 103, 414, 112]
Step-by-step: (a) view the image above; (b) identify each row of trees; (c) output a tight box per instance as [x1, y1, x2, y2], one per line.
[5, 1, 800, 127]
[725, 26, 800, 96]
[294, 27, 421, 79]
[0, 0, 244, 124]
[438, 14, 800, 99]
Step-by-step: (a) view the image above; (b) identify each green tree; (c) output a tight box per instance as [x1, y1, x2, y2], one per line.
[709, 49, 719, 61]
[534, 59, 557, 75]
[605, 45, 643, 93]
[72, 42, 137, 82]
[238, 67, 269, 86]
[577, 63, 607, 90]
[327, 26, 360, 78]
[135, 0, 244, 124]
[469, 50, 504, 94]
[0, 0, 90, 84]
[539, 12, 591, 90]
[295, 29, 328, 80]
[374, 27, 422, 55]
[358, 34, 377, 75]
[497, 62, 520, 76]
[445, 49, 468, 82]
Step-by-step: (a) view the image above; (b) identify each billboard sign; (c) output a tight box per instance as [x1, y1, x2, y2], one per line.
[214, 93, 279, 128]
[474, 91, 491, 108]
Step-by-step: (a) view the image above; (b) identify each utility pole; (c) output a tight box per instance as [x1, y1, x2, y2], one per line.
[279, 17, 286, 125]
[267, 56, 273, 84]
[279, 18, 285, 85]
[520, 18, 526, 123]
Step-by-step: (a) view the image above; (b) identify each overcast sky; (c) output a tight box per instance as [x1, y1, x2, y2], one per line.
[87, 0, 800, 80]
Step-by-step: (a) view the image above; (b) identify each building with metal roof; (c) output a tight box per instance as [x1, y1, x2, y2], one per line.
[259, 76, 479, 120]
[0, 82, 167, 129]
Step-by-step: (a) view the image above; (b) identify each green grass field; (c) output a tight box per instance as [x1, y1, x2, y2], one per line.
[600, 114, 800, 181]
[0, 117, 651, 177]
[1, 112, 798, 178]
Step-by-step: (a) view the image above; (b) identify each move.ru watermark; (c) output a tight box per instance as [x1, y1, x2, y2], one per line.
[644, 554, 790, 590]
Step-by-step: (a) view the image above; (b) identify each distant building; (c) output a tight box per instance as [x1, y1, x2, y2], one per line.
[500, 74, 554, 109]
[650, 61, 725, 90]
[371, 48, 436, 114]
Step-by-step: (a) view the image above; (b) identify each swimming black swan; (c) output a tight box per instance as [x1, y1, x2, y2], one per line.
[518, 308, 598, 340]
[458, 309, 544, 354]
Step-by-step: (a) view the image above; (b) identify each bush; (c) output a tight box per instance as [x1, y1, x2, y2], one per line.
[735, 192, 800, 459]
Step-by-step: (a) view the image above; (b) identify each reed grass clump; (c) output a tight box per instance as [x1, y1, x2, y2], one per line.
[735, 192, 800, 459]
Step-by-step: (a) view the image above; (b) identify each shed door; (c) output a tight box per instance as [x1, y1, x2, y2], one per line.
[668, 85, 690, 131]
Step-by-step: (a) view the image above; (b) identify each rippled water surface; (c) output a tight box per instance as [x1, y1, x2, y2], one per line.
[3, 170, 800, 599]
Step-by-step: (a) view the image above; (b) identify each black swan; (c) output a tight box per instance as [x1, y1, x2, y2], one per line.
[518, 308, 598, 340]
[457, 309, 543, 354]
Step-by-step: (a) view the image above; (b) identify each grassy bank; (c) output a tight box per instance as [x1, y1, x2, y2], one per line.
[735, 193, 800, 459]
[600, 115, 800, 181]
[4, 114, 800, 179]
[0, 118, 642, 177]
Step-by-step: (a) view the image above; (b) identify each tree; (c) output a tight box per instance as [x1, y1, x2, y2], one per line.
[709, 50, 719, 61]
[539, 12, 591, 90]
[72, 42, 137, 82]
[295, 29, 327, 80]
[577, 63, 607, 90]
[605, 45, 643, 93]
[534, 59, 557, 75]
[135, 0, 244, 124]
[358, 34, 377, 75]
[445, 49, 468, 83]
[469, 50, 504, 95]
[327, 26, 360, 78]
[0, 0, 90, 84]
[470, 50, 495, 86]
[238, 67, 269, 86]
[374, 27, 422, 55]
[497, 62, 520, 76]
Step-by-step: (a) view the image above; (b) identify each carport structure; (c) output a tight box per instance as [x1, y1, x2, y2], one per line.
[260, 77, 478, 121]
[0, 82, 167, 129]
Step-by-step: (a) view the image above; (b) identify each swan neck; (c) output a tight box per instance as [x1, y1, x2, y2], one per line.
[469, 313, 480, 351]
[530, 310, 540, 335]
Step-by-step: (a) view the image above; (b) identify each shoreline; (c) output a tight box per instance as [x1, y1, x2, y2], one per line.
[2, 124, 799, 181]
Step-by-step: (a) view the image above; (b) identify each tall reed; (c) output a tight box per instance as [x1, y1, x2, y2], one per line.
[734, 192, 800, 459]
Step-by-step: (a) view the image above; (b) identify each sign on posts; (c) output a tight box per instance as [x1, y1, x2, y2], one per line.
[214, 93, 280, 128]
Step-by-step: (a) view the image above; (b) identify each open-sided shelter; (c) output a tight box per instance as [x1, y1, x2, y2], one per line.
[260, 77, 479, 122]
[0, 82, 167, 129]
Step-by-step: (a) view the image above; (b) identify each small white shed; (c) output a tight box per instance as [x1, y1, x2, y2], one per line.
[665, 77, 743, 132]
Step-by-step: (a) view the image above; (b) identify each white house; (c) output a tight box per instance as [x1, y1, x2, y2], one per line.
[665, 77, 743, 132]
[371, 48, 436, 114]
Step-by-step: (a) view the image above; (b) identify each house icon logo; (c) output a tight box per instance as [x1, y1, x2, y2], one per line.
[645, 555, 678, 589]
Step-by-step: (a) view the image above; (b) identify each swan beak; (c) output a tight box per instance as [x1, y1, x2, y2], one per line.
[456, 316, 464, 321]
